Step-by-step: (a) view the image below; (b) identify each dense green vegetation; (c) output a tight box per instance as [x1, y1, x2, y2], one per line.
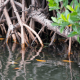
[47, 0, 80, 43]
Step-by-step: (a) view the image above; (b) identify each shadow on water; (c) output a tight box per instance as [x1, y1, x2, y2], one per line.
[0, 42, 80, 80]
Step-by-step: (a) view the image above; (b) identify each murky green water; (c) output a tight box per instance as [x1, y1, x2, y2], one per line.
[0, 43, 80, 80]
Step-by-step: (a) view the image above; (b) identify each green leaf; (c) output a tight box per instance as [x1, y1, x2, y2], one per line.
[77, 35, 80, 43]
[60, 26, 65, 33]
[70, 0, 74, 6]
[57, 13, 60, 18]
[60, 14, 67, 21]
[54, 0, 63, 3]
[79, 0, 80, 3]
[68, 18, 74, 24]
[65, 10, 70, 18]
[57, 18, 63, 24]
[66, 5, 75, 12]
[74, 23, 80, 27]
[68, 31, 78, 37]
[54, 0, 59, 3]
[63, 0, 68, 7]
[72, 26, 78, 32]
[47, 0, 60, 11]
[60, 22, 69, 27]
[78, 13, 80, 16]
[72, 26, 80, 35]
[51, 17, 58, 23]
[70, 12, 77, 16]
[73, 0, 78, 8]
[60, 22, 69, 33]
[49, 6, 60, 11]
[75, 5, 79, 12]
[70, 15, 80, 21]
[52, 23, 60, 26]
[67, 14, 70, 21]
[77, 27, 80, 34]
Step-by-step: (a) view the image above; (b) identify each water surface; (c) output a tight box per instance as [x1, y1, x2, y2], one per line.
[0, 43, 80, 80]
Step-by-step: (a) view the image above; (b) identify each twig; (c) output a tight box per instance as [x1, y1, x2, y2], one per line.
[14, 31, 21, 45]
[14, 0, 38, 45]
[68, 27, 72, 57]
[30, 46, 43, 60]
[11, 0, 43, 46]
[3, 7, 17, 43]
[0, 0, 10, 12]
[0, 15, 22, 24]
[17, 32, 29, 46]
[31, 25, 45, 46]
[23, 23, 44, 46]
[10, 0, 25, 49]
[22, 0, 25, 22]
[49, 32, 56, 46]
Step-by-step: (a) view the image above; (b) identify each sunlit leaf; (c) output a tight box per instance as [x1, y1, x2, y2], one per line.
[60, 14, 67, 21]
[75, 5, 79, 12]
[67, 14, 70, 21]
[66, 5, 75, 12]
[51, 17, 58, 23]
[49, 6, 60, 11]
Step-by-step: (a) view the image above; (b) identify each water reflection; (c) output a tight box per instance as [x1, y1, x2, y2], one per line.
[0, 43, 80, 80]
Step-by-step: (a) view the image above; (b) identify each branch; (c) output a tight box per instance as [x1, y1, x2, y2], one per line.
[0, 0, 10, 12]
[28, 10, 78, 42]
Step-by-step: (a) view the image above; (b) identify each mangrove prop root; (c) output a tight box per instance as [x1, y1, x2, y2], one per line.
[0, 0, 79, 48]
